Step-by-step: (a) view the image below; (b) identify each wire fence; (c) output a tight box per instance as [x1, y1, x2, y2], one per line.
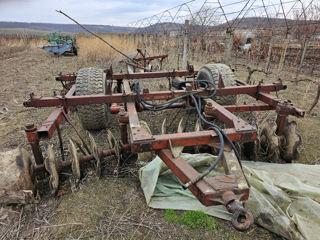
[126, 0, 320, 113]
[127, 0, 319, 71]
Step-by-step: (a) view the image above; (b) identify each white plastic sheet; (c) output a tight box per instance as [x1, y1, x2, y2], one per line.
[139, 153, 320, 240]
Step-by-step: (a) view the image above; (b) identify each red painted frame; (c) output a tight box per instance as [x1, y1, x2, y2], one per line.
[23, 67, 304, 230]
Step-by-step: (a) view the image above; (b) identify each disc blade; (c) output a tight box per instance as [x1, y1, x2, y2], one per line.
[44, 144, 59, 195]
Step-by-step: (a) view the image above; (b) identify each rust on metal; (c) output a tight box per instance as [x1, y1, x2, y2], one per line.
[21, 65, 306, 232]
[204, 99, 254, 132]
[23, 83, 288, 108]
[157, 149, 250, 207]
[25, 123, 44, 164]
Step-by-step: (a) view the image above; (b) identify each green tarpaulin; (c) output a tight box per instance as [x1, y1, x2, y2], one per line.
[139, 153, 320, 240]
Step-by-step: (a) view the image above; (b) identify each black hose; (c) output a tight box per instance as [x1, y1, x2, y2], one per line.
[182, 94, 225, 189]
[133, 79, 240, 189]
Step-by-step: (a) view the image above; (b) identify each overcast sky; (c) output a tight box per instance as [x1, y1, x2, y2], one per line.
[0, 0, 309, 26]
[0, 0, 194, 26]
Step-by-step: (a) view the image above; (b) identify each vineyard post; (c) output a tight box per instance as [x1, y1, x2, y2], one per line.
[182, 19, 190, 70]
[296, 37, 309, 80]
[224, 27, 233, 65]
[139, 34, 143, 48]
[149, 34, 153, 54]
[278, 33, 290, 72]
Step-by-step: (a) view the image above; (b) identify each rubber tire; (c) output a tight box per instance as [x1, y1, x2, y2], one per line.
[196, 63, 237, 105]
[76, 67, 108, 130]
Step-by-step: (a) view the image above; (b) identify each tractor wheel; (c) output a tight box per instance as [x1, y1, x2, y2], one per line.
[196, 63, 237, 105]
[76, 67, 109, 130]
[280, 120, 301, 162]
[73, 47, 78, 56]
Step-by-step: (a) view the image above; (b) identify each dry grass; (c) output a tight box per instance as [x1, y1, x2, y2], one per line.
[0, 31, 139, 68]
[76, 33, 138, 66]
[0, 33, 46, 48]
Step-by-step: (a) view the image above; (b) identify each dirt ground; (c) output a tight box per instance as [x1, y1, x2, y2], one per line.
[0, 45, 319, 239]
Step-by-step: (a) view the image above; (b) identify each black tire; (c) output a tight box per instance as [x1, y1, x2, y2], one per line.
[76, 67, 108, 130]
[73, 44, 78, 56]
[73, 47, 78, 56]
[196, 63, 237, 105]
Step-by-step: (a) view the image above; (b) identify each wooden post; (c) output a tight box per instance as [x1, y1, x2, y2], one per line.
[255, 32, 262, 66]
[163, 31, 169, 53]
[133, 34, 136, 45]
[139, 34, 143, 48]
[265, 37, 273, 72]
[149, 34, 153, 54]
[224, 27, 233, 65]
[196, 36, 201, 61]
[296, 37, 309, 79]
[278, 35, 290, 72]
[182, 20, 190, 70]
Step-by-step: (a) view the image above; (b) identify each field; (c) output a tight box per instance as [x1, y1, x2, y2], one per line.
[0, 31, 319, 239]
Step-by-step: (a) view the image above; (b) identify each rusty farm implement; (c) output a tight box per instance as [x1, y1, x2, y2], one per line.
[16, 62, 304, 231]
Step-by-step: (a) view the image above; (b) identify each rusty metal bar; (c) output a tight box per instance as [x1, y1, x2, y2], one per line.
[224, 103, 274, 112]
[131, 128, 257, 152]
[36, 85, 75, 139]
[33, 148, 116, 175]
[106, 70, 198, 80]
[133, 54, 168, 62]
[157, 149, 212, 205]
[157, 149, 249, 206]
[25, 123, 44, 164]
[236, 80, 304, 117]
[127, 102, 154, 143]
[24, 83, 287, 108]
[56, 73, 76, 82]
[111, 103, 273, 114]
[126, 61, 146, 71]
[37, 107, 65, 139]
[123, 79, 154, 144]
[204, 100, 254, 132]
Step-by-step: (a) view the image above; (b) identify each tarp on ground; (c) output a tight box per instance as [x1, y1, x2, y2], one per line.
[138, 153, 320, 240]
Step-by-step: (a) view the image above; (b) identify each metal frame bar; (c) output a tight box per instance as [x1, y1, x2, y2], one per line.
[24, 74, 304, 161]
[24, 83, 287, 107]
[133, 54, 168, 62]
[23, 68, 304, 230]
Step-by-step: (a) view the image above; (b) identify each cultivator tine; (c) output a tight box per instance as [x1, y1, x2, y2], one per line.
[88, 132, 102, 178]
[44, 144, 59, 195]
[69, 138, 81, 183]
[16, 147, 34, 192]
[177, 117, 184, 133]
[194, 120, 200, 153]
[161, 118, 166, 134]
[107, 130, 120, 174]
[172, 118, 184, 158]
